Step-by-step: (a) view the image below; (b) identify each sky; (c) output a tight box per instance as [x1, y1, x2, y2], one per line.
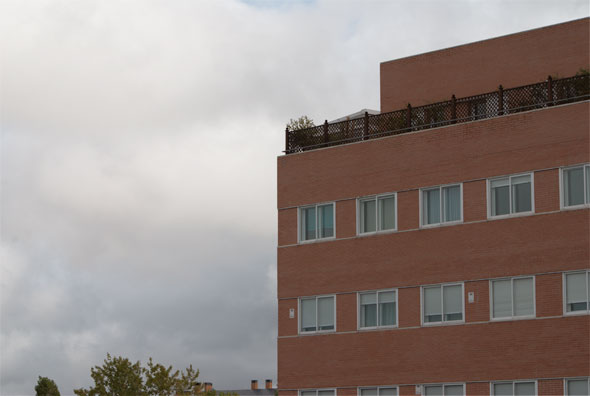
[0, 0, 588, 394]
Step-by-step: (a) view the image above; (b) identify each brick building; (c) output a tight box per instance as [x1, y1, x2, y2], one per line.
[276, 18, 589, 396]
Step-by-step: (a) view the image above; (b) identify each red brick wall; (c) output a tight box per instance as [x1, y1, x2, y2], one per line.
[465, 280, 489, 323]
[463, 180, 486, 222]
[278, 316, 589, 389]
[466, 383, 489, 396]
[277, 210, 588, 298]
[398, 190, 419, 231]
[535, 169, 560, 213]
[337, 293, 357, 332]
[336, 200, 356, 239]
[278, 103, 589, 209]
[399, 287, 421, 328]
[277, 20, 589, 391]
[536, 273, 564, 318]
[538, 379, 564, 396]
[278, 208, 297, 246]
[380, 18, 590, 112]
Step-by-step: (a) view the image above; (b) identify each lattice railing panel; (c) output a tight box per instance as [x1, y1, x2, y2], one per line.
[285, 73, 590, 154]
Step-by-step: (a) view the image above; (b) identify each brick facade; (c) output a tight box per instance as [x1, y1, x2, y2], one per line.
[277, 18, 590, 395]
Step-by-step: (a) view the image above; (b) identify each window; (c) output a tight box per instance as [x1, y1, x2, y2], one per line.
[301, 390, 335, 396]
[566, 378, 589, 396]
[299, 296, 335, 333]
[299, 203, 334, 242]
[491, 277, 535, 320]
[488, 173, 533, 217]
[423, 384, 464, 396]
[358, 194, 396, 234]
[492, 381, 536, 396]
[359, 387, 397, 396]
[359, 290, 397, 329]
[421, 184, 462, 226]
[422, 283, 464, 324]
[564, 271, 590, 314]
[562, 164, 590, 208]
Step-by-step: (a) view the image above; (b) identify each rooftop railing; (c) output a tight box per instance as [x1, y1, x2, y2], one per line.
[284, 73, 589, 154]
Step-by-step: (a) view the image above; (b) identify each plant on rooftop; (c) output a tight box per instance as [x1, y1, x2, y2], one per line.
[287, 115, 317, 150]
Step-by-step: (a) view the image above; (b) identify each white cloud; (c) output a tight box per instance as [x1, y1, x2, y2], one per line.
[1, 0, 588, 394]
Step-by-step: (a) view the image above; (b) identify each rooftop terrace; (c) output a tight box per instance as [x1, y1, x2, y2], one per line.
[284, 73, 589, 154]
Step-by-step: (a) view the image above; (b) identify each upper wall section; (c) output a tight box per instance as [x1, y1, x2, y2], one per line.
[277, 102, 589, 209]
[380, 18, 590, 113]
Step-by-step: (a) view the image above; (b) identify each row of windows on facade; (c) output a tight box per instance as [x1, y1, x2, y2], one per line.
[299, 378, 590, 396]
[298, 164, 590, 242]
[299, 271, 590, 333]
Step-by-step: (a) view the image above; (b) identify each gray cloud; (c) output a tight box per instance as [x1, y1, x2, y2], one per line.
[1, 0, 588, 394]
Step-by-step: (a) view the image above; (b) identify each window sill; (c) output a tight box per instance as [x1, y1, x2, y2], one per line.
[422, 320, 465, 327]
[560, 203, 590, 211]
[298, 330, 337, 336]
[490, 315, 536, 322]
[356, 228, 398, 237]
[420, 220, 463, 229]
[563, 310, 590, 317]
[487, 210, 534, 221]
[298, 236, 336, 245]
[357, 325, 398, 331]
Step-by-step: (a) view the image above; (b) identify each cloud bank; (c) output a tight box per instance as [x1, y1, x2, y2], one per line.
[1, 0, 588, 394]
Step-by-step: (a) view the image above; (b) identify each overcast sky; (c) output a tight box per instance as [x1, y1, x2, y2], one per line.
[0, 0, 588, 394]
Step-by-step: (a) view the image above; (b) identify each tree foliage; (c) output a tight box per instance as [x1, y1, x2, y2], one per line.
[74, 354, 222, 396]
[286, 115, 315, 131]
[35, 376, 61, 396]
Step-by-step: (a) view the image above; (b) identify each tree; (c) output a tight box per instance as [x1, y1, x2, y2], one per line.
[74, 354, 221, 396]
[35, 376, 61, 396]
[286, 115, 315, 131]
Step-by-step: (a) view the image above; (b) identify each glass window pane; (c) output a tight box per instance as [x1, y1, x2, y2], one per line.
[379, 303, 396, 326]
[513, 278, 534, 316]
[318, 204, 334, 238]
[361, 389, 378, 396]
[424, 286, 442, 323]
[301, 299, 316, 332]
[302, 207, 316, 240]
[360, 293, 377, 328]
[493, 280, 512, 318]
[443, 285, 463, 321]
[379, 388, 396, 396]
[493, 383, 513, 396]
[491, 179, 510, 216]
[514, 382, 535, 396]
[361, 199, 376, 233]
[564, 167, 585, 207]
[378, 291, 396, 326]
[379, 195, 396, 231]
[443, 185, 461, 222]
[566, 273, 588, 312]
[301, 391, 316, 396]
[318, 391, 335, 396]
[317, 297, 334, 330]
[424, 189, 441, 224]
[568, 379, 589, 395]
[444, 385, 463, 396]
[424, 386, 443, 396]
[512, 176, 532, 213]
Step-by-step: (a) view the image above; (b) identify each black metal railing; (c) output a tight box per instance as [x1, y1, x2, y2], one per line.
[284, 73, 589, 154]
